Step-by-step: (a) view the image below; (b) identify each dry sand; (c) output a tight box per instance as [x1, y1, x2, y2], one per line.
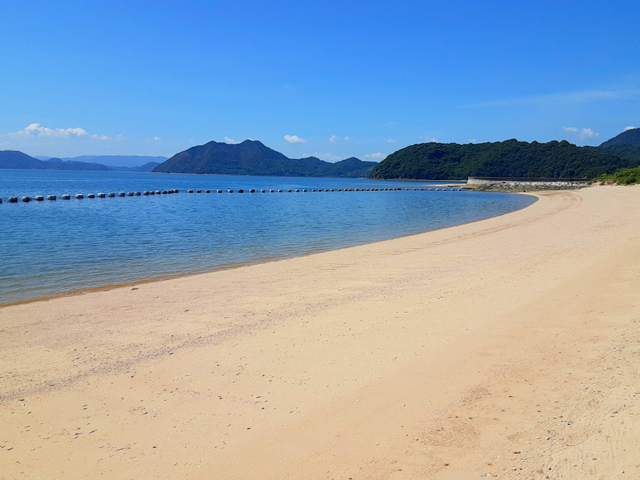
[1, 185, 640, 479]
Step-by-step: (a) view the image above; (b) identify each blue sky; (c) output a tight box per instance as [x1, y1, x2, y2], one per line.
[1, 0, 639, 161]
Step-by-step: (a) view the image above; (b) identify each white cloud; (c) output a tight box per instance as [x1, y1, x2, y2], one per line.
[469, 139, 477, 144]
[580, 128, 598, 140]
[284, 134, 306, 144]
[385, 138, 397, 143]
[363, 152, 386, 160]
[224, 136, 237, 144]
[10, 123, 122, 142]
[624, 126, 637, 131]
[563, 126, 599, 141]
[153, 136, 161, 141]
[420, 136, 438, 142]
[14, 123, 88, 138]
[329, 135, 350, 143]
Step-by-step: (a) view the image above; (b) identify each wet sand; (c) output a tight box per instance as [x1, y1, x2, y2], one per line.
[1, 185, 639, 479]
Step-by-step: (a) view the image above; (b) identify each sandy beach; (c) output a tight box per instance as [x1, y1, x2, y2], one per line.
[1, 185, 640, 479]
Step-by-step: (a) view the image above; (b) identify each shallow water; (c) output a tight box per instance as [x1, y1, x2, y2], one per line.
[0, 170, 535, 304]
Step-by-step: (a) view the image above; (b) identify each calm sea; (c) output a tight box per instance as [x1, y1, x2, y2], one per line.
[0, 170, 535, 304]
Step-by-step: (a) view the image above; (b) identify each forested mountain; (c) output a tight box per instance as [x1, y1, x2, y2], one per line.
[596, 128, 640, 164]
[153, 140, 377, 177]
[599, 128, 640, 148]
[369, 139, 638, 180]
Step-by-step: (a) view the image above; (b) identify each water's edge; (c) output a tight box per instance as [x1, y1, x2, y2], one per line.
[0, 193, 538, 308]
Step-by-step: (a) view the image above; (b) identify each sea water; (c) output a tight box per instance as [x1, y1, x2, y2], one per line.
[0, 170, 535, 304]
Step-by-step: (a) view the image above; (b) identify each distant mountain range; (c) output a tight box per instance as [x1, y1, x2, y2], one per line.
[4, 128, 640, 180]
[0, 152, 162, 172]
[35, 155, 168, 169]
[369, 129, 640, 180]
[153, 140, 377, 178]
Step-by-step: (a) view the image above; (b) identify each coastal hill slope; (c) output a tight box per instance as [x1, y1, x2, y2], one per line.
[370, 138, 638, 180]
[599, 127, 640, 148]
[153, 140, 377, 178]
[0, 150, 50, 170]
[597, 128, 640, 163]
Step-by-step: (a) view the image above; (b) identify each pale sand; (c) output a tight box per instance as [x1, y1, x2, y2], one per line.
[2, 186, 640, 479]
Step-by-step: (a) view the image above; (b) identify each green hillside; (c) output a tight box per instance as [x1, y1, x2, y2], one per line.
[369, 139, 637, 180]
[153, 140, 377, 178]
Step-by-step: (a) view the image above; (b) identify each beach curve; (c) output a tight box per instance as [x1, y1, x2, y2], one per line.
[1, 185, 640, 479]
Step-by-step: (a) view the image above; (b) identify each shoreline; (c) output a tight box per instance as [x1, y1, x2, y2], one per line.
[2, 185, 639, 479]
[0, 192, 535, 308]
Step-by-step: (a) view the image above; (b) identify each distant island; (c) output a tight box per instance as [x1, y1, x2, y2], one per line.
[370, 129, 640, 180]
[153, 140, 377, 178]
[0, 152, 164, 172]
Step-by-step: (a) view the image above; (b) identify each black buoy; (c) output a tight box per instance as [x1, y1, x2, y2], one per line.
[217, 189, 223, 194]
[118, 192, 125, 197]
[75, 194, 84, 199]
[195, 190, 201, 193]
[228, 189, 234, 193]
[238, 189, 244, 193]
[22, 196, 31, 202]
[249, 189, 255, 193]
[270, 189, 275, 193]
[62, 194, 71, 200]
[87, 193, 95, 199]
[135, 192, 141, 196]
[35, 195, 44, 201]
[261, 189, 266, 193]
[98, 193, 106, 198]
[188, 189, 194, 193]
[8, 196, 18, 203]
[205, 190, 211, 193]
[108, 192, 116, 197]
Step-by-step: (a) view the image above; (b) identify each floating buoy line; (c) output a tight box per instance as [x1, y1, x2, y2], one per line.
[0, 187, 464, 204]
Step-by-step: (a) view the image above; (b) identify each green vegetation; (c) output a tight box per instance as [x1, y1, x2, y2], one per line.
[369, 140, 636, 180]
[153, 140, 377, 177]
[599, 166, 640, 185]
[596, 145, 640, 163]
